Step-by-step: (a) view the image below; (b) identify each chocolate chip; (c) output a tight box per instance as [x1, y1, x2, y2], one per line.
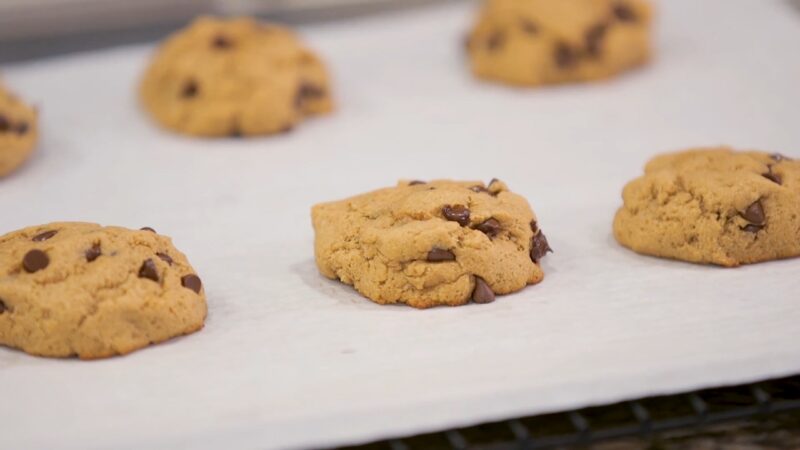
[486, 31, 506, 51]
[763, 169, 782, 185]
[472, 277, 495, 304]
[0, 298, 6, 314]
[742, 224, 763, 233]
[181, 80, 199, 99]
[742, 200, 765, 225]
[295, 83, 325, 109]
[0, 114, 9, 132]
[585, 23, 608, 57]
[469, 185, 489, 193]
[32, 230, 57, 242]
[520, 20, 538, 35]
[442, 204, 471, 226]
[15, 122, 29, 135]
[555, 43, 578, 69]
[181, 274, 203, 293]
[613, 3, 637, 22]
[409, 180, 426, 186]
[157, 252, 173, 265]
[427, 248, 456, 262]
[487, 178, 502, 191]
[530, 220, 539, 234]
[475, 218, 501, 238]
[212, 34, 232, 49]
[85, 243, 102, 262]
[138, 259, 159, 282]
[530, 231, 553, 262]
[140, 227, 156, 233]
[770, 153, 791, 162]
[23, 249, 49, 273]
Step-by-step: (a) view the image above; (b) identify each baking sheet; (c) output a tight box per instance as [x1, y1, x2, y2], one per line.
[1, 0, 799, 448]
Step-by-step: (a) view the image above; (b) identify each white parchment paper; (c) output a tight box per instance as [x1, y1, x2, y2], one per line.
[1, 0, 799, 448]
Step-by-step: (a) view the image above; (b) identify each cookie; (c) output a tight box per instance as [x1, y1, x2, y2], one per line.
[140, 16, 333, 137]
[0, 82, 38, 177]
[465, 0, 652, 86]
[0, 223, 207, 359]
[312, 179, 551, 308]
[614, 148, 800, 267]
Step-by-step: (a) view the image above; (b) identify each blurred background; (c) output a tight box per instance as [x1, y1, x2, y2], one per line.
[0, 0, 452, 61]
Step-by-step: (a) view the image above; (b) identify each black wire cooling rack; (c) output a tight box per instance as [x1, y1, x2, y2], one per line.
[339, 375, 800, 450]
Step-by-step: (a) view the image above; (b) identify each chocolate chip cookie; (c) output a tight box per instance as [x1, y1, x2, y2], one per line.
[614, 148, 800, 267]
[140, 16, 333, 137]
[312, 179, 551, 308]
[0, 223, 207, 359]
[0, 82, 38, 177]
[466, 0, 652, 86]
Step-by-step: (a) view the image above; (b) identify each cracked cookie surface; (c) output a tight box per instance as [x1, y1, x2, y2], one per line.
[0, 82, 38, 177]
[614, 148, 800, 267]
[466, 0, 652, 86]
[0, 223, 207, 359]
[140, 16, 333, 137]
[312, 180, 551, 308]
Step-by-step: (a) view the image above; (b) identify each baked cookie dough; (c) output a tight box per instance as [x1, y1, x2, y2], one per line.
[140, 16, 333, 137]
[466, 0, 652, 86]
[0, 82, 38, 177]
[312, 179, 551, 308]
[614, 148, 800, 267]
[0, 223, 207, 359]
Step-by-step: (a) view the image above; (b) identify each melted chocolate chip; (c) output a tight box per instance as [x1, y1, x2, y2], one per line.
[0, 298, 6, 314]
[181, 80, 199, 99]
[0, 114, 9, 132]
[427, 248, 456, 262]
[15, 122, 29, 135]
[770, 153, 791, 162]
[230, 123, 242, 138]
[156, 252, 173, 265]
[442, 204, 471, 226]
[742, 200, 765, 225]
[472, 277, 495, 304]
[409, 180, 426, 186]
[212, 34, 232, 49]
[763, 169, 782, 185]
[520, 19, 538, 35]
[85, 243, 102, 262]
[181, 274, 202, 293]
[530, 231, 553, 262]
[138, 259, 159, 282]
[585, 23, 608, 57]
[487, 31, 506, 51]
[613, 2, 637, 22]
[554, 43, 578, 69]
[469, 185, 489, 193]
[32, 230, 57, 242]
[475, 218, 501, 238]
[140, 227, 156, 233]
[742, 224, 763, 233]
[295, 83, 325, 109]
[23, 249, 49, 273]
